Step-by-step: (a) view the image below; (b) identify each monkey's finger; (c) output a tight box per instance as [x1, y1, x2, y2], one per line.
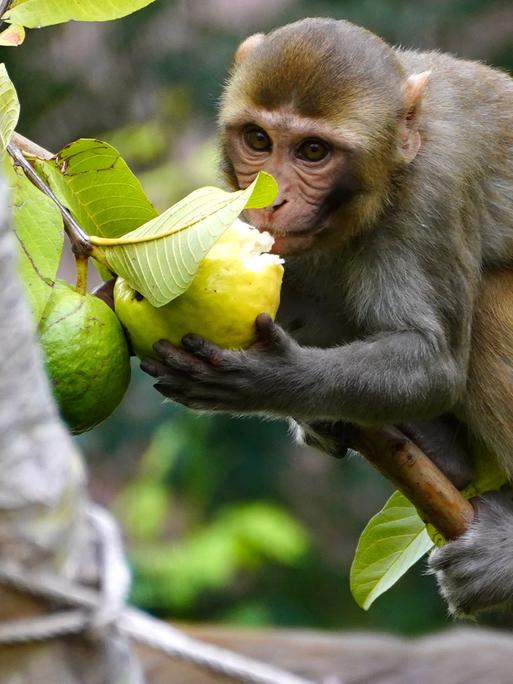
[153, 339, 208, 373]
[153, 380, 238, 410]
[254, 313, 289, 350]
[140, 358, 170, 378]
[182, 333, 227, 366]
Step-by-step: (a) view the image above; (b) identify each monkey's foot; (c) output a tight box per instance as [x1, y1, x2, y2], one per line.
[428, 491, 513, 616]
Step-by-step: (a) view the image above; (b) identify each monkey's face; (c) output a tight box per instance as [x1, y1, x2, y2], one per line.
[222, 108, 362, 255]
[219, 20, 428, 254]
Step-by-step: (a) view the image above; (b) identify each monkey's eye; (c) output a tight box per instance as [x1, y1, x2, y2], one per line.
[243, 126, 271, 152]
[296, 139, 330, 162]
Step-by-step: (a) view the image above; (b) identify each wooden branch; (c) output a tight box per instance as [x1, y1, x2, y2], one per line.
[352, 426, 475, 539]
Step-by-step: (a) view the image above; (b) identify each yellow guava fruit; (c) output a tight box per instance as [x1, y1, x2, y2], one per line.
[39, 280, 131, 434]
[113, 219, 284, 358]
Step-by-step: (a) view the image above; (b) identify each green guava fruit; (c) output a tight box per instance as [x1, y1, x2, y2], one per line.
[113, 220, 284, 358]
[39, 280, 131, 434]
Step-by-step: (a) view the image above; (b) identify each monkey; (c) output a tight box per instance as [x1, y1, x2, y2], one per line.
[140, 17, 513, 616]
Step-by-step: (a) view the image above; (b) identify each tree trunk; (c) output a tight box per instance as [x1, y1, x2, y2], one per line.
[0, 174, 143, 683]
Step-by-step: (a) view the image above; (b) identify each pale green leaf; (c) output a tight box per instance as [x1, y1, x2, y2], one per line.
[7, 163, 64, 322]
[4, 0, 155, 28]
[350, 491, 433, 610]
[461, 438, 507, 499]
[37, 138, 157, 239]
[0, 64, 19, 153]
[0, 24, 25, 46]
[92, 171, 279, 307]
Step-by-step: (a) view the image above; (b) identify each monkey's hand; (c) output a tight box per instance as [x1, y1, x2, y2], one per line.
[428, 491, 513, 616]
[140, 313, 300, 413]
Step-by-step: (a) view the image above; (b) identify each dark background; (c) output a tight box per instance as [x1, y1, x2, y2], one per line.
[7, 0, 513, 634]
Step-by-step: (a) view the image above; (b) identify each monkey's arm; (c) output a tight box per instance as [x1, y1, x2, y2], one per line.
[140, 308, 464, 424]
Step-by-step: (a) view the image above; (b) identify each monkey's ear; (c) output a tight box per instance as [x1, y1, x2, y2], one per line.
[234, 33, 265, 66]
[399, 70, 431, 164]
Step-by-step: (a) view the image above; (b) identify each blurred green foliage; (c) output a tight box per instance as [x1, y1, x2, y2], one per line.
[9, 0, 513, 634]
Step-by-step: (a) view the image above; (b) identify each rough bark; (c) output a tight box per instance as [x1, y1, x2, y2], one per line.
[0, 173, 143, 683]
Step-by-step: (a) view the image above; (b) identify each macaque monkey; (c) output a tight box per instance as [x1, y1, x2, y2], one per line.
[141, 18, 513, 616]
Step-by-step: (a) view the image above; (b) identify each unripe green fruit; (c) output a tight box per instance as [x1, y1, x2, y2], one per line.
[39, 280, 131, 434]
[113, 220, 284, 358]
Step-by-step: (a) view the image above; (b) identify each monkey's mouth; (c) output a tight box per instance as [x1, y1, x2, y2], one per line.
[255, 223, 325, 238]
[254, 223, 325, 255]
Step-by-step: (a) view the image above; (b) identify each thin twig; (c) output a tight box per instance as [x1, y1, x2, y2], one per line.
[0, 0, 13, 29]
[0, 0, 12, 17]
[7, 142, 93, 257]
[12, 132, 54, 160]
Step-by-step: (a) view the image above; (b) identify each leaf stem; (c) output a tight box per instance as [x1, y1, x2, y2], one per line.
[75, 255, 89, 295]
[7, 142, 94, 258]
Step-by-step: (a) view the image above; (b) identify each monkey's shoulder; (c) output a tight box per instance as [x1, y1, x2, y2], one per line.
[397, 47, 513, 90]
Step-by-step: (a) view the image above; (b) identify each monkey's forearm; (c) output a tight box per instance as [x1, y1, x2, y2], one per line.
[145, 324, 464, 423]
[267, 331, 463, 423]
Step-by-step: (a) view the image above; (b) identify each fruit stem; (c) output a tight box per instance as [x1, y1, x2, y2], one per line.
[75, 255, 89, 295]
[6, 141, 93, 258]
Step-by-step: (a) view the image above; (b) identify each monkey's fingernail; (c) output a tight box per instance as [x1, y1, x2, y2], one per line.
[153, 339, 175, 357]
[140, 359, 154, 373]
[140, 359, 163, 377]
[140, 359, 169, 378]
[255, 312, 273, 333]
[182, 333, 203, 349]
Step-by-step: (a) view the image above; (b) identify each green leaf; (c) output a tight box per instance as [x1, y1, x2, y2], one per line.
[37, 139, 157, 239]
[7, 163, 64, 322]
[350, 491, 433, 610]
[461, 438, 507, 499]
[0, 64, 19, 153]
[0, 24, 25, 46]
[92, 171, 279, 307]
[4, 0, 155, 28]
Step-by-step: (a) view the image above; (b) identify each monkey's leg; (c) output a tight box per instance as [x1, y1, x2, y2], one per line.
[459, 269, 513, 477]
[296, 415, 475, 493]
[399, 416, 474, 489]
[293, 420, 354, 458]
[429, 269, 513, 616]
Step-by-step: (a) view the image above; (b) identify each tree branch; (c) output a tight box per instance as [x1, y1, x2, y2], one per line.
[351, 426, 475, 539]
[6, 141, 93, 257]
